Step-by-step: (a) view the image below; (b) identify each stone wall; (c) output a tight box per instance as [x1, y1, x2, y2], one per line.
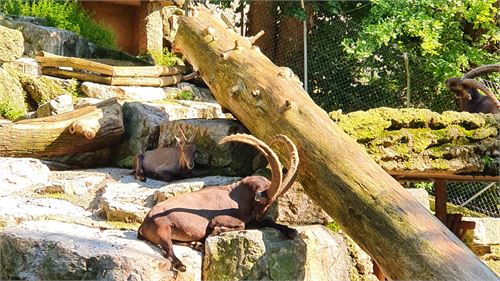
[330, 108, 500, 175]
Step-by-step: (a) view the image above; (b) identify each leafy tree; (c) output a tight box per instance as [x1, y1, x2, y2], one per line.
[342, 0, 500, 93]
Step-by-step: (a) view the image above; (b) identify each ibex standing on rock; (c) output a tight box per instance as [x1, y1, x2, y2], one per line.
[137, 134, 299, 272]
[132, 125, 197, 182]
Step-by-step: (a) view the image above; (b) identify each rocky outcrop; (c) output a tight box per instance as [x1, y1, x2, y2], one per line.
[112, 100, 232, 167]
[203, 225, 352, 281]
[0, 220, 202, 281]
[0, 25, 24, 63]
[0, 17, 97, 58]
[330, 108, 500, 175]
[159, 119, 257, 176]
[275, 181, 333, 225]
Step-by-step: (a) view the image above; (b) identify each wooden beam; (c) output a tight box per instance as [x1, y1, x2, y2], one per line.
[42, 67, 183, 87]
[172, 9, 498, 280]
[36, 51, 186, 77]
[388, 170, 500, 182]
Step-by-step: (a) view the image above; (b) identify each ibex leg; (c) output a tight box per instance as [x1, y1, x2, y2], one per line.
[132, 153, 146, 182]
[157, 225, 186, 272]
[208, 215, 245, 235]
[153, 168, 174, 182]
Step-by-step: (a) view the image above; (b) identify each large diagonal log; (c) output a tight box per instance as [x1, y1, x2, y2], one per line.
[173, 9, 497, 280]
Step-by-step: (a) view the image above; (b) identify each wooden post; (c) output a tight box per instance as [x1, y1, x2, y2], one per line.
[434, 180, 448, 224]
[173, 9, 497, 280]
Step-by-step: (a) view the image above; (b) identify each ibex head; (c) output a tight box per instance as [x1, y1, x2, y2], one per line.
[175, 124, 198, 170]
[219, 134, 299, 221]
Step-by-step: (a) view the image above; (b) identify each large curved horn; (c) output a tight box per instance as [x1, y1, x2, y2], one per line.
[463, 64, 500, 79]
[269, 134, 299, 200]
[219, 134, 283, 200]
[176, 124, 188, 141]
[463, 78, 500, 109]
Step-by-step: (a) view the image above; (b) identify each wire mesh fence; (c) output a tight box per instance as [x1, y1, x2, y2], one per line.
[215, 0, 499, 218]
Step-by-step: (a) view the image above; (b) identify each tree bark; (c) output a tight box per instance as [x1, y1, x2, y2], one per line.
[0, 98, 124, 157]
[173, 10, 497, 280]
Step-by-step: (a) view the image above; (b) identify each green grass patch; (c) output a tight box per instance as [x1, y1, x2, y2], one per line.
[1, 0, 116, 49]
[175, 90, 194, 101]
[0, 99, 25, 120]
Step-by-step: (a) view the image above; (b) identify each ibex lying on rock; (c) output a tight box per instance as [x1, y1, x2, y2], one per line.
[138, 134, 299, 272]
[132, 125, 197, 182]
[445, 64, 500, 114]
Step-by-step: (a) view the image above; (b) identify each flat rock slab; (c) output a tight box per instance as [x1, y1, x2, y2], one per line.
[0, 220, 202, 281]
[0, 157, 50, 195]
[0, 197, 91, 227]
[203, 225, 351, 281]
[81, 82, 167, 101]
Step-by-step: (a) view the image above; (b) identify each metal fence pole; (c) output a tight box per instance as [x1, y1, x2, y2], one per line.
[300, 0, 308, 92]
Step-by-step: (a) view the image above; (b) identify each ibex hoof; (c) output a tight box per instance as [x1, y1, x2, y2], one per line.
[174, 262, 187, 272]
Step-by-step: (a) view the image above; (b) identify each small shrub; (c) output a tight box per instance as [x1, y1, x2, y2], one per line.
[325, 221, 341, 232]
[0, 99, 25, 120]
[0, 0, 116, 49]
[175, 90, 194, 101]
[149, 48, 181, 67]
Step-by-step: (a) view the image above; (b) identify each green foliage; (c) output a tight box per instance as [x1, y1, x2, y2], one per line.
[0, 0, 116, 49]
[175, 90, 194, 101]
[325, 221, 341, 232]
[149, 48, 181, 67]
[342, 0, 500, 94]
[0, 99, 25, 120]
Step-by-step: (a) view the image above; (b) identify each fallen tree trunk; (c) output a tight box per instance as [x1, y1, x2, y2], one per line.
[173, 9, 497, 280]
[0, 98, 124, 157]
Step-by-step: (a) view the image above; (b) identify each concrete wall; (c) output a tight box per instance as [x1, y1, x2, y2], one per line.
[80, 1, 142, 54]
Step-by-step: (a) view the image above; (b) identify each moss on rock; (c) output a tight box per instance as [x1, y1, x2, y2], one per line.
[0, 67, 27, 120]
[331, 108, 500, 175]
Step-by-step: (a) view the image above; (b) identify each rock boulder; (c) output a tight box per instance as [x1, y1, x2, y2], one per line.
[0, 220, 201, 281]
[203, 225, 351, 281]
[0, 25, 24, 63]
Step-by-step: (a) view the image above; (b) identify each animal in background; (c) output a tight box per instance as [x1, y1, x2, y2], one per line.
[445, 64, 500, 114]
[137, 134, 299, 272]
[132, 125, 197, 182]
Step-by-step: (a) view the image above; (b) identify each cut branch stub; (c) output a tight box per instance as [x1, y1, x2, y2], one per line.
[69, 118, 100, 140]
